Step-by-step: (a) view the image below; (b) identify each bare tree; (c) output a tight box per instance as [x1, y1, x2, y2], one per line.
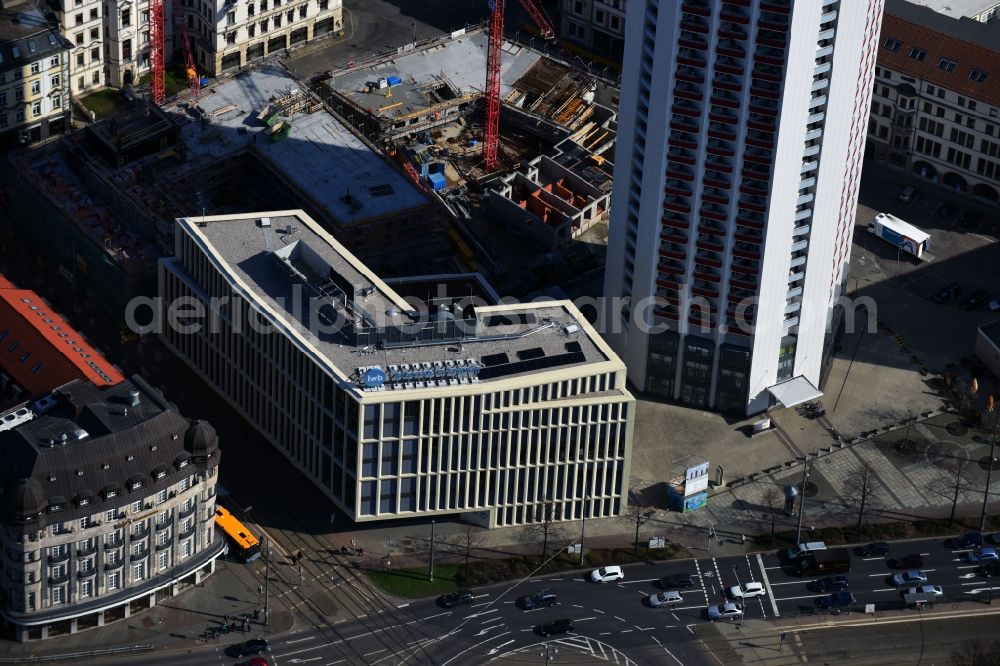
[842, 463, 882, 537]
[523, 500, 567, 561]
[619, 503, 651, 554]
[951, 637, 1000, 666]
[448, 525, 486, 580]
[760, 486, 783, 545]
[930, 454, 975, 525]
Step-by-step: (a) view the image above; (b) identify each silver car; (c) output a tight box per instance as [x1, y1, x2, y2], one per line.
[648, 591, 683, 607]
[707, 602, 743, 621]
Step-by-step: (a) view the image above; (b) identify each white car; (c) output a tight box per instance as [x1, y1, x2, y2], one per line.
[648, 591, 683, 607]
[590, 565, 625, 583]
[707, 602, 744, 621]
[728, 582, 766, 600]
[906, 585, 944, 598]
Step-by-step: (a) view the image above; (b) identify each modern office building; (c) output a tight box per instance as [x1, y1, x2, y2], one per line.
[867, 0, 1000, 203]
[0, 2, 71, 147]
[603, 0, 885, 414]
[159, 210, 634, 528]
[0, 376, 224, 641]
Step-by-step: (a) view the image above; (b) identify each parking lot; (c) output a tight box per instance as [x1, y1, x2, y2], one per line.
[851, 159, 1000, 374]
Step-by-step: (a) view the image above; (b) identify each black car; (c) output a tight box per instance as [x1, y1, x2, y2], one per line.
[855, 542, 890, 557]
[439, 590, 474, 608]
[931, 282, 962, 304]
[518, 589, 557, 610]
[226, 639, 270, 658]
[658, 574, 695, 589]
[538, 618, 574, 636]
[960, 289, 991, 310]
[811, 576, 850, 592]
[816, 591, 856, 608]
[945, 533, 984, 549]
[888, 554, 924, 569]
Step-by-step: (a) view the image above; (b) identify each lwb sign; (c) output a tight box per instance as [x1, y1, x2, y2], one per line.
[362, 367, 386, 388]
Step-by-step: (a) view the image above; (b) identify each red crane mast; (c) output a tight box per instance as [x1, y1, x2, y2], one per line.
[148, 0, 165, 103]
[483, 0, 557, 172]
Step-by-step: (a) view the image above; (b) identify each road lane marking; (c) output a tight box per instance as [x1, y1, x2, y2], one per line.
[286, 637, 316, 644]
[463, 608, 498, 619]
[600, 631, 611, 635]
[862, 557, 884, 561]
[421, 612, 451, 621]
[614, 616, 626, 622]
[756, 553, 780, 618]
[487, 639, 515, 655]
[290, 659, 320, 664]
[872, 588, 895, 592]
[674, 605, 707, 610]
[619, 578, 659, 584]
[575, 617, 597, 622]
[573, 604, 584, 608]
[767, 580, 808, 586]
[621, 629, 633, 633]
[772, 594, 820, 601]
[593, 608, 606, 614]
[362, 649, 387, 657]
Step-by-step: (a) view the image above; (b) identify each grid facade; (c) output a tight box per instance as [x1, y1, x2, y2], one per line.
[159, 213, 634, 528]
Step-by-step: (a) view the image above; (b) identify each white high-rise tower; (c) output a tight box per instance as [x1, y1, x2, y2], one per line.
[604, 0, 884, 414]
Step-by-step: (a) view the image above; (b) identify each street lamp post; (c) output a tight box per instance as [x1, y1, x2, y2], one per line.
[579, 498, 587, 566]
[795, 461, 811, 545]
[263, 535, 270, 627]
[981, 396, 999, 532]
[541, 643, 559, 665]
[429, 520, 436, 582]
[243, 505, 253, 525]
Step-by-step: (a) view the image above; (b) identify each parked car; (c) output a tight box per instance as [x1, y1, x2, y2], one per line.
[945, 533, 984, 549]
[897, 185, 919, 203]
[590, 565, 625, 583]
[648, 591, 684, 607]
[931, 282, 962, 304]
[538, 618, 574, 636]
[960, 289, 991, 310]
[226, 640, 270, 658]
[906, 585, 944, 598]
[967, 547, 1000, 563]
[816, 591, 856, 608]
[888, 554, 924, 569]
[855, 542, 890, 557]
[892, 570, 929, 586]
[707, 602, 744, 621]
[518, 589, 557, 610]
[728, 582, 766, 600]
[658, 573, 695, 589]
[439, 590, 474, 608]
[811, 576, 850, 593]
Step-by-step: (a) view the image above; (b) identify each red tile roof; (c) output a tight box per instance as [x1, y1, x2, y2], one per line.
[0, 277, 124, 396]
[878, 12, 999, 107]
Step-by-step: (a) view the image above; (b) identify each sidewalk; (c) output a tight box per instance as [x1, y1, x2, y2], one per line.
[0, 563, 294, 661]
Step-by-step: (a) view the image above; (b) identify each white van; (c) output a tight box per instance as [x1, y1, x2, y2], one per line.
[787, 542, 827, 559]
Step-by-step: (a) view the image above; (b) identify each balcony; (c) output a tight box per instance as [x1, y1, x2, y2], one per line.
[661, 246, 687, 260]
[704, 158, 733, 173]
[131, 548, 150, 562]
[757, 34, 787, 48]
[759, 18, 789, 32]
[761, 1, 790, 13]
[752, 67, 782, 82]
[749, 102, 778, 117]
[676, 70, 705, 84]
[47, 551, 70, 564]
[703, 175, 731, 189]
[669, 133, 698, 150]
[706, 140, 735, 157]
[104, 540, 123, 550]
[696, 236, 725, 252]
[654, 307, 680, 321]
[677, 54, 707, 68]
[709, 109, 738, 124]
[719, 26, 748, 41]
[740, 181, 768, 197]
[702, 192, 730, 205]
[693, 267, 722, 282]
[179, 523, 196, 538]
[754, 51, 784, 67]
[710, 93, 740, 109]
[692, 284, 720, 298]
[669, 116, 699, 133]
[715, 59, 744, 76]
[48, 572, 70, 585]
[736, 214, 765, 230]
[745, 135, 773, 150]
[734, 229, 762, 243]
[682, 1, 712, 16]
[666, 184, 693, 198]
[708, 126, 737, 141]
[733, 246, 760, 260]
[717, 43, 745, 58]
[750, 84, 780, 100]
[787, 270, 805, 283]
[694, 251, 723, 268]
[739, 197, 766, 213]
[657, 275, 685, 289]
[747, 115, 775, 131]
[663, 200, 692, 214]
[77, 567, 97, 579]
[712, 77, 742, 92]
[731, 260, 759, 275]
[661, 229, 688, 243]
[730, 276, 759, 290]
[679, 35, 709, 51]
[700, 206, 728, 222]
[681, 20, 710, 34]
[744, 150, 773, 166]
[720, 9, 750, 25]
[77, 543, 97, 557]
[672, 103, 701, 118]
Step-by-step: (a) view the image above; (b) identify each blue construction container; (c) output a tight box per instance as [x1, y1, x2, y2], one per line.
[427, 172, 446, 191]
[386, 75, 402, 86]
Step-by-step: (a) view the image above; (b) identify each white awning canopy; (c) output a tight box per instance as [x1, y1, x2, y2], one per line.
[767, 376, 823, 408]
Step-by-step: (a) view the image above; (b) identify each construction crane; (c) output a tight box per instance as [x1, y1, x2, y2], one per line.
[148, 0, 165, 103]
[483, 0, 556, 172]
[173, 0, 200, 97]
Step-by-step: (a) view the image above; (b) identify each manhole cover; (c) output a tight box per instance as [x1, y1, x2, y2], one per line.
[946, 421, 969, 437]
[800, 481, 819, 499]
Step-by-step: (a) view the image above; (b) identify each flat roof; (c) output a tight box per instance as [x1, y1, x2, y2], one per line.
[905, 0, 1000, 19]
[980, 319, 1000, 345]
[872, 213, 931, 243]
[177, 211, 615, 390]
[332, 32, 542, 119]
[174, 66, 429, 226]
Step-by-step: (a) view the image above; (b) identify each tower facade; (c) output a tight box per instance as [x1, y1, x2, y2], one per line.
[604, 0, 884, 414]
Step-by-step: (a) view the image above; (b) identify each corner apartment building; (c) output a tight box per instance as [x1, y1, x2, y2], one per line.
[604, 0, 885, 415]
[0, 377, 224, 641]
[0, 3, 70, 147]
[560, 0, 628, 62]
[47, 0, 104, 94]
[867, 0, 1000, 204]
[159, 210, 634, 528]
[185, 0, 342, 76]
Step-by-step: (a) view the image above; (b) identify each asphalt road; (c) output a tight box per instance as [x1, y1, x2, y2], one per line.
[85, 536, 1000, 666]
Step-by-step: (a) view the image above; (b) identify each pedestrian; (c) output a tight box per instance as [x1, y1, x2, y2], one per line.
[741, 534, 746, 545]
[351, 538, 356, 548]
[224, 613, 229, 624]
